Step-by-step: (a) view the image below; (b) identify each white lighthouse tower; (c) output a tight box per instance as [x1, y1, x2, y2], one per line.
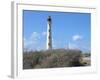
[46, 16, 52, 50]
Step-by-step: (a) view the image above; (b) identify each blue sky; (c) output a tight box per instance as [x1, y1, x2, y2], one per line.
[23, 10, 91, 52]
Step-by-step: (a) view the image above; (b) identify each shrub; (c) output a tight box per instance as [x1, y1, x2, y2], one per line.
[23, 49, 84, 69]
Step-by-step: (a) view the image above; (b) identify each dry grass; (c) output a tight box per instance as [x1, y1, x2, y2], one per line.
[23, 49, 90, 69]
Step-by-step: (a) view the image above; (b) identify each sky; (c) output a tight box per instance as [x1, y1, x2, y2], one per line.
[23, 10, 91, 52]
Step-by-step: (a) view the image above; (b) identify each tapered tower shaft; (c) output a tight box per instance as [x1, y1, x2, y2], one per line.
[47, 16, 52, 49]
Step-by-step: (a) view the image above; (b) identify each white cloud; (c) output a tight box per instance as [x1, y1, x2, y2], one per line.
[24, 31, 47, 51]
[42, 31, 47, 36]
[30, 32, 40, 40]
[72, 35, 82, 41]
[24, 32, 39, 49]
[68, 42, 78, 49]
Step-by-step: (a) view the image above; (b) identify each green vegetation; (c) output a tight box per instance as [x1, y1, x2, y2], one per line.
[23, 49, 90, 69]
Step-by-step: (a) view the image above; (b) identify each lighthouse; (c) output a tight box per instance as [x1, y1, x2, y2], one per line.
[46, 16, 52, 50]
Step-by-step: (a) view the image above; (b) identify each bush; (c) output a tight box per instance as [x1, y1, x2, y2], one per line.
[23, 49, 84, 69]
